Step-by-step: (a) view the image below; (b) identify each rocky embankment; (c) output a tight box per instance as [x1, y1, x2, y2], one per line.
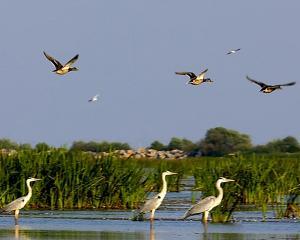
[100, 148, 187, 159]
[0, 148, 188, 160]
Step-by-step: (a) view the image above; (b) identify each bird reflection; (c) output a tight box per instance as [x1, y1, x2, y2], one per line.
[202, 221, 208, 240]
[14, 225, 30, 240]
[150, 222, 155, 240]
[15, 224, 19, 239]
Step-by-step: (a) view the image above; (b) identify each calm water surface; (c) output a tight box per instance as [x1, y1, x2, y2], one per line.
[0, 210, 298, 240]
[0, 189, 299, 239]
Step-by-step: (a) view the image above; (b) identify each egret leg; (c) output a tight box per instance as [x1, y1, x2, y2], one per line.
[14, 209, 20, 225]
[202, 211, 209, 223]
[150, 209, 155, 222]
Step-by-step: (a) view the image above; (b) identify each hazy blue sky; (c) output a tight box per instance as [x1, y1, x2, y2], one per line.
[0, 1, 299, 148]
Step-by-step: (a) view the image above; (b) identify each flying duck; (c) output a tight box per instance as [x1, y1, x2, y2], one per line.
[175, 69, 213, 85]
[226, 48, 241, 55]
[43, 51, 79, 75]
[246, 76, 296, 93]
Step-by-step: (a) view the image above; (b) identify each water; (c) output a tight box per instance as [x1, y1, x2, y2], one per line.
[0, 186, 299, 239]
[0, 210, 299, 240]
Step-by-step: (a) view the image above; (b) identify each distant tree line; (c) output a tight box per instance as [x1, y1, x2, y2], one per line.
[149, 127, 300, 156]
[0, 139, 130, 153]
[70, 141, 131, 152]
[0, 127, 300, 156]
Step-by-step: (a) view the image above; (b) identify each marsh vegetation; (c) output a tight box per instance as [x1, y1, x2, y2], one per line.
[0, 150, 299, 222]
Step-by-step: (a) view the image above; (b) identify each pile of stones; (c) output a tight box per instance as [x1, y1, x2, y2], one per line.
[99, 148, 187, 159]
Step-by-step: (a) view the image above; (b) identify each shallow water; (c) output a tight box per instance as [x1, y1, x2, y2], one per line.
[0, 187, 299, 239]
[0, 210, 299, 240]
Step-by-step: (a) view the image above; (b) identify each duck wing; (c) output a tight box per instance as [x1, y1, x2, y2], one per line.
[276, 82, 296, 87]
[65, 54, 79, 67]
[246, 76, 268, 88]
[43, 51, 63, 70]
[197, 69, 208, 80]
[175, 72, 197, 79]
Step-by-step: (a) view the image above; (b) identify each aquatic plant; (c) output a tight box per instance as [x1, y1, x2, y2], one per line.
[0, 150, 298, 218]
[0, 150, 157, 209]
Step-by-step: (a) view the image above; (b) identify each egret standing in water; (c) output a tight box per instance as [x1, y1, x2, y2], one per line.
[140, 171, 177, 221]
[1, 177, 41, 225]
[182, 177, 234, 222]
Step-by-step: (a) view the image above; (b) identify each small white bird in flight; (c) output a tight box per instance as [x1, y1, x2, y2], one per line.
[88, 94, 99, 102]
[226, 48, 241, 55]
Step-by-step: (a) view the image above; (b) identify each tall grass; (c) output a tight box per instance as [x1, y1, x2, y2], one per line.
[129, 154, 300, 221]
[0, 150, 158, 209]
[0, 150, 299, 218]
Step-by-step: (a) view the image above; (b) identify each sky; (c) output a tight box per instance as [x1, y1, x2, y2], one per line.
[0, 0, 299, 148]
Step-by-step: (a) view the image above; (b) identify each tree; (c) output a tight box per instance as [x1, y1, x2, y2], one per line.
[199, 127, 252, 156]
[253, 136, 300, 153]
[167, 137, 184, 150]
[279, 136, 300, 152]
[35, 142, 50, 152]
[166, 137, 197, 152]
[70, 141, 131, 152]
[19, 143, 32, 150]
[149, 140, 166, 151]
[0, 138, 19, 150]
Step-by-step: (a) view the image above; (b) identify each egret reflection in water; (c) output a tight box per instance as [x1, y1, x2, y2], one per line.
[150, 222, 155, 240]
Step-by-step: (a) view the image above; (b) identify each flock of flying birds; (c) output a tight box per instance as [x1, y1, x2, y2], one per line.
[175, 48, 296, 93]
[43, 48, 296, 99]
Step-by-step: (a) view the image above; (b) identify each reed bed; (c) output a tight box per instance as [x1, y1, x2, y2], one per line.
[0, 150, 157, 210]
[0, 150, 299, 220]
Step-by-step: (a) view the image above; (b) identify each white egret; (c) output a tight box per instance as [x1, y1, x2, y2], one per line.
[183, 177, 234, 222]
[1, 177, 41, 225]
[140, 171, 177, 221]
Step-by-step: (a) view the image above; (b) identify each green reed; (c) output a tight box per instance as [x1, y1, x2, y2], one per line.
[0, 150, 158, 210]
[181, 154, 299, 221]
[130, 154, 300, 221]
[0, 150, 299, 219]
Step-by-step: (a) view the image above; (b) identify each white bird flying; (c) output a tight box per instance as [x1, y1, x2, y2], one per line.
[226, 48, 241, 55]
[88, 94, 100, 102]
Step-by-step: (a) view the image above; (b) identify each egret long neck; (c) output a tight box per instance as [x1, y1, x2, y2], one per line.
[215, 180, 224, 202]
[26, 180, 33, 200]
[160, 174, 168, 195]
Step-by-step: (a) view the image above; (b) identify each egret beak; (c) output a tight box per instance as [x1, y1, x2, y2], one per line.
[32, 178, 42, 181]
[225, 178, 235, 182]
[169, 172, 177, 175]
